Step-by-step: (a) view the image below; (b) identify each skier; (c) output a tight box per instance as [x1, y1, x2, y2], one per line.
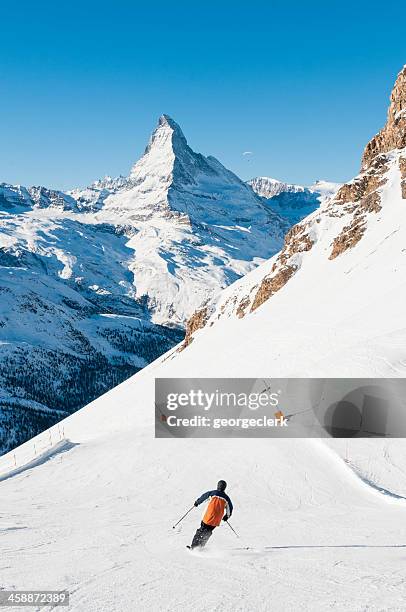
[188, 480, 233, 550]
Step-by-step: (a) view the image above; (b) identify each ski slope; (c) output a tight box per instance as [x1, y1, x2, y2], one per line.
[1, 354, 406, 611]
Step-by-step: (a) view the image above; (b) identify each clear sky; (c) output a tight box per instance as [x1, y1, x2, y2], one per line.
[1, 0, 405, 190]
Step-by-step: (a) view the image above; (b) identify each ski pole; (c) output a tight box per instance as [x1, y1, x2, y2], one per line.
[226, 520, 240, 538]
[172, 506, 195, 529]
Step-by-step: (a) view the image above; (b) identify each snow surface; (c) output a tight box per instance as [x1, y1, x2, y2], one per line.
[0, 364, 406, 611]
[0, 151, 406, 610]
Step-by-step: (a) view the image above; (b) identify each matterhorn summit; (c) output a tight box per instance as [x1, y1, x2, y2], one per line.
[79, 114, 290, 324]
[130, 114, 188, 180]
[92, 113, 287, 233]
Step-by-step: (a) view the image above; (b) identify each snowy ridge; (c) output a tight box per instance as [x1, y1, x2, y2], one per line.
[248, 176, 306, 198]
[248, 176, 341, 224]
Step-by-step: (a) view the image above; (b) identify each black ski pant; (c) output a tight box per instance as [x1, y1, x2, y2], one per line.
[191, 521, 216, 549]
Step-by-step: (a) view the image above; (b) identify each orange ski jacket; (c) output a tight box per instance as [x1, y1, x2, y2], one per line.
[194, 489, 233, 527]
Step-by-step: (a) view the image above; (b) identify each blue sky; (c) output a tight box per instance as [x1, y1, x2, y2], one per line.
[1, 0, 405, 190]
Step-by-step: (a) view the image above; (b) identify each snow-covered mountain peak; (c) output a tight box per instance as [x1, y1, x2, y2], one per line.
[128, 116, 176, 187]
[155, 113, 186, 143]
[128, 113, 197, 189]
[248, 177, 305, 198]
[100, 115, 289, 324]
[129, 113, 221, 194]
[157, 113, 185, 135]
[138, 113, 187, 160]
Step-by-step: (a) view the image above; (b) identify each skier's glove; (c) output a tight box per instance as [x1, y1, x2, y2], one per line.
[222, 515, 229, 522]
[194, 501, 198, 507]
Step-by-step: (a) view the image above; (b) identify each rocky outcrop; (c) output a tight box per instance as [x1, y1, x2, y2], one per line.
[329, 189, 383, 260]
[181, 223, 312, 333]
[362, 65, 406, 170]
[329, 218, 366, 260]
[235, 296, 250, 318]
[400, 156, 406, 199]
[334, 155, 388, 206]
[179, 307, 208, 350]
[251, 265, 297, 312]
[329, 156, 386, 259]
[327, 64, 406, 259]
[278, 223, 315, 265]
[250, 223, 314, 312]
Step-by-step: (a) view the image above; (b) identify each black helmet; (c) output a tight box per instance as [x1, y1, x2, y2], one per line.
[217, 480, 227, 491]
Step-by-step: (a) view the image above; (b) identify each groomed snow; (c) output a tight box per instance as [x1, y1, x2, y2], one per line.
[0, 365, 406, 611]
